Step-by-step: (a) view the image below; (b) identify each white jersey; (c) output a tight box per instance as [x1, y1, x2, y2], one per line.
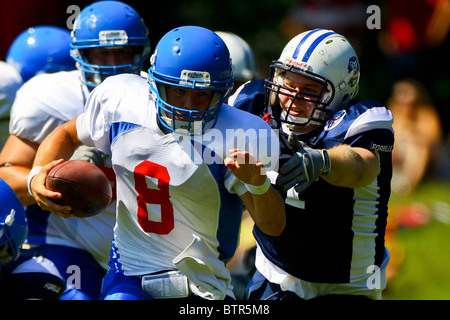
[0, 61, 23, 149]
[10, 70, 116, 269]
[76, 74, 279, 280]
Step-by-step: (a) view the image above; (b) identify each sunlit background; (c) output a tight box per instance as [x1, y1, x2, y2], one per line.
[1, 0, 449, 300]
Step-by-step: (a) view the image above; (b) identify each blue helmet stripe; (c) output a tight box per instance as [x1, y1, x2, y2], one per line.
[292, 29, 323, 59]
[301, 31, 336, 62]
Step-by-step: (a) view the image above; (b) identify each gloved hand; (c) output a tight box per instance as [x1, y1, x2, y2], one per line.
[275, 133, 330, 193]
[70, 145, 109, 166]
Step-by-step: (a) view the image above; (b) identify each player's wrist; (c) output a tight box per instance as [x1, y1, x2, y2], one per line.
[245, 176, 271, 195]
[27, 166, 43, 197]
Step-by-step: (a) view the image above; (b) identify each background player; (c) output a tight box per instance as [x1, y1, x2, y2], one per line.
[0, 25, 75, 150]
[216, 31, 260, 95]
[0, 1, 150, 299]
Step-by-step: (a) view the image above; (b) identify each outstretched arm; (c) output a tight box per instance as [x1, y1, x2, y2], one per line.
[324, 145, 380, 188]
[276, 133, 380, 193]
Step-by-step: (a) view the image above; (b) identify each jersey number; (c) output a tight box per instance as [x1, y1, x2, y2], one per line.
[134, 161, 174, 234]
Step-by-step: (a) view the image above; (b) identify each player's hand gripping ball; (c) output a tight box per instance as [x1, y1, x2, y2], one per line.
[45, 160, 112, 217]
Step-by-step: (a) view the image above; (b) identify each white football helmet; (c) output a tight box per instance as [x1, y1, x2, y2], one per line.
[266, 28, 360, 130]
[215, 31, 259, 84]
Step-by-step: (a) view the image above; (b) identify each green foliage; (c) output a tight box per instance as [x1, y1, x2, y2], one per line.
[383, 180, 450, 300]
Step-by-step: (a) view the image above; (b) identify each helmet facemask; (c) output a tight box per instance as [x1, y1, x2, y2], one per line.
[73, 43, 150, 90]
[0, 207, 27, 265]
[0, 224, 18, 264]
[149, 68, 231, 135]
[265, 61, 334, 132]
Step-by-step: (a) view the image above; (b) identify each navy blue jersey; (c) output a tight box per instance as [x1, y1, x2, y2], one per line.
[230, 80, 394, 284]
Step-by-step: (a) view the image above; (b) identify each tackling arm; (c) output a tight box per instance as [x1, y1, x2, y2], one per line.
[276, 133, 380, 193]
[323, 145, 380, 188]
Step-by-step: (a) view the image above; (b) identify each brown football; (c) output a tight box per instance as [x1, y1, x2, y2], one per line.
[45, 160, 112, 218]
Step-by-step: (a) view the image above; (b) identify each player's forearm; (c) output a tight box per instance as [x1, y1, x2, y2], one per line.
[323, 145, 380, 188]
[0, 166, 36, 205]
[33, 120, 81, 167]
[247, 187, 286, 236]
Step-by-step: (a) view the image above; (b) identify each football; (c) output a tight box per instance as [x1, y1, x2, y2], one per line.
[45, 160, 112, 218]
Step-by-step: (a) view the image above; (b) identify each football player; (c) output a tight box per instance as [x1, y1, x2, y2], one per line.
[28, 25, 284, 300]
[216, 31, 260, 95]
[0, 1, 150, 299]
[0, 25, 75, 150]
[0, 178, 66, 300]
[229, 28, 394, 300]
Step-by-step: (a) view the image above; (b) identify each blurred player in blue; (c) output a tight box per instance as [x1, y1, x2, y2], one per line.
[229, 29, 394, 300]
[0, 25, 75, 150]
[0, 178, 66, 299]
[28, 25, 284, 300]
[0, 1, 150, 299]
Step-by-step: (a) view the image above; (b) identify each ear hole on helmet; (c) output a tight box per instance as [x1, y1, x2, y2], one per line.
[342, 94, 349, 103]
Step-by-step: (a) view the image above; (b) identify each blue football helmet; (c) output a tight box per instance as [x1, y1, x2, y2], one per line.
[6, 25, 75, 82]
[0, 179, 27, 264]
[70, 0, 150, 89]
[148, 26, 234, 135]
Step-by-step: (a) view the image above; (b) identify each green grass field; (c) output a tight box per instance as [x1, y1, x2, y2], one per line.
[382, 179, 450, 300]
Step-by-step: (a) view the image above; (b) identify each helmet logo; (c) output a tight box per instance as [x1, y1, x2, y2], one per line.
[99, 30, 128, 45]
[324, 110, 346, 131]
[347, 56, 359, 88]
[180, 70, 211, 87]
[285, 58, 310, 71]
